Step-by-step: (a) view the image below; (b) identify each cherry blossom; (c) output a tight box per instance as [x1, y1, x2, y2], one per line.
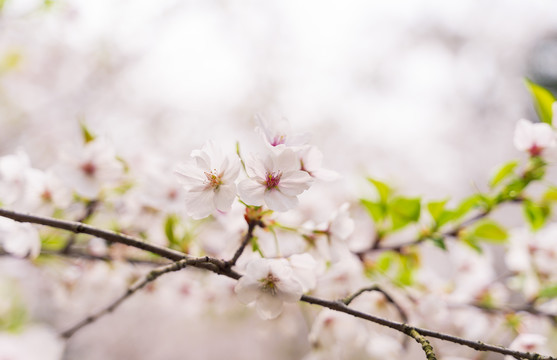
[255, 114, 310, 150]
[299, 145, 339, 181]
[505, 334, 551, 360]
[234, 258, 304, 319]
[175, 141, 240, 219]
[238, 148, 312, 211]
[55, 138, 124, 198]
[0, 217, 40, 259]
[513, 119, 556, 156]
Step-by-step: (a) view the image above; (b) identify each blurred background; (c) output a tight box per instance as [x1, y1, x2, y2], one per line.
[1, 0, 557, 198]
[2, 0, 557, 358]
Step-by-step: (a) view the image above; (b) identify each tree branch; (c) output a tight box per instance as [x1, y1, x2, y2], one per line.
[403, 326, 438, 360]
[227, 220, 257, 266]
[342, 285, 407, 322]
[61, 258, 191, 338]
[61, 199, 99, 254]
[1, 207, 554, 360]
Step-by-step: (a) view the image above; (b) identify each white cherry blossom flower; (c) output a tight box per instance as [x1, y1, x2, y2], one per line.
[234, 258, 303, 319]
[513, 119, 556, 156]
[255, 114, 310, 150]
[0, 150, 31, 205]
[287, 253, 318, 292]
[175, 141, 240, 219]
[238, 148, 312, 211]
[0, 217, 40, 259]
[504, 334, 550, 360]
[55, 138, 124, 198]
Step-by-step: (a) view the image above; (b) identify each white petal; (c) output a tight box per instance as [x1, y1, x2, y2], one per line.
[184, 189, 215, 219]
[234, 277, 261, 304]
[532, 123, 556, 148]
[278, 171, 312, 196]
[513, 119, 534, 151]
[274, 148, 299, 172]
[264, 189, 298, 211]
[255, 293, 284, 319]
[214, 184, 236, 212]
[238, 179, 265, 206]
[277, 278, 303, 302]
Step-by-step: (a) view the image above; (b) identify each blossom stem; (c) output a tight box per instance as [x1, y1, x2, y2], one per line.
[227, 220, 257, 266]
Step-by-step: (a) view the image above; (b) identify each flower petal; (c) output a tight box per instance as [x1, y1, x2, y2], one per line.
[264, 189, 298, 211]
[255, 293, 284, 319]
[238, 179, 265, 206]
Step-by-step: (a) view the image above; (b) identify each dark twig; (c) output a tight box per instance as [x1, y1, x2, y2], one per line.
[61, 258, 191, 338]
[403, 325, 438, 360]
[227, 220, 257, 266]
[342, 285, 408, 323]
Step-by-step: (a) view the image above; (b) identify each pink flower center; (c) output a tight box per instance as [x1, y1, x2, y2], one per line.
[270, 135, 286, 146]
[529, 144, 543, 157]
[265, 171, 282, 190]
[80, 161, 96, 177]
[204, 170, 223, 189]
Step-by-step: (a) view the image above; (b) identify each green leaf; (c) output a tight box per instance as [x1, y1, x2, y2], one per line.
[453, 194, 485, 221]
[538, 284, 557, 299]
[376, 252, 394, 272]
[164, 215, 178, 246]
[523, 200, 549, 231]
[462, 235, 483, 253]
[361, 199, 387, 223]
[389, 197, 421, 231]
[80, 122, 96, 144]
[543, 187, 557, 202]
[367, 177, 391, 203]
[429, 236, 447, 250]
[489, 160, 519, 188]
[472, 220, 508, 243]
[525, 79, 556, 125]
[427, 200, 447, 221]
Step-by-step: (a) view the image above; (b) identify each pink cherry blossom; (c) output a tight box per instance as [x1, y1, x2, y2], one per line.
[238, 148, 312, 211]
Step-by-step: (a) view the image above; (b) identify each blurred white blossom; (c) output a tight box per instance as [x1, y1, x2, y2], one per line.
[513, 119, 556, 156]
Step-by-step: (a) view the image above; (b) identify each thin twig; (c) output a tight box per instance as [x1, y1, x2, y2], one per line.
[342, 285, 408, 322]
[1, 208, 554, 360]
[61, 258, 191, 338]
[227, 220, 256, 266]
[403, 326, 438, 360]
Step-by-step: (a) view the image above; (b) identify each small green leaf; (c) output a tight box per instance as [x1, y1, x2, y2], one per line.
[489, 160, 519, 188]
[361, 199, 387, 223]
[429, 236, 447, 250]
[525, 79, 556, 125]
[389, 197, 421, 231]
[523, 200, 549, 231]
[538, 284, 557, 299]
[543, 187, 557, 202]
[80, 122, 96, 144]
[376, 252, 394, 272]
[462, 235, 483, 253]
[367, 177, 391, 203]
[453, 194, 484, 221]
[164, 215, 178, 246]
[472, 220, 508, 243]
[427, 200, 447, 221]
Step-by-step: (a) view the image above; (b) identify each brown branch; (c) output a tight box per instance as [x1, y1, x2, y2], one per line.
[61, 199, 99, 254]
[403, 326, 438, 360]
[227, 220, 257, 266]
[342, 285, 408, 323]
[1, 208, 554, 360]
[61, 258, 191, 338]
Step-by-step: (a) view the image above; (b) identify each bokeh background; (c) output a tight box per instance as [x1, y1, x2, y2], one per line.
[2, 0, 557, 358]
